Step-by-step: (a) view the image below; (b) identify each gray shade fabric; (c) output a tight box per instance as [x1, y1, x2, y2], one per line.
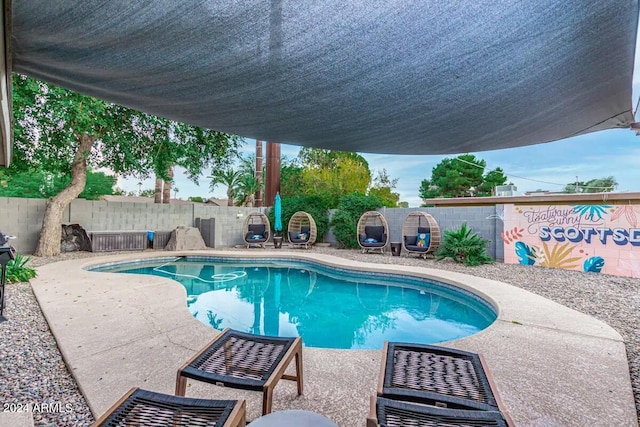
[9, 0, 639, 158]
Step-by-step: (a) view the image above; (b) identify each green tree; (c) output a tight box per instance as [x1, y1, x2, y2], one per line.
[280, 158, 304, 199]
[209, 168, 241, 206]
[419, 154, 507, 198]
[368, 169, 400, 207]
[331, 193, 382, 248]
[564, 176, 617, 193]
[477, 167, 508, 196]
[299, 150, 371, 207]
[13, 75, 239, 256]
[266, 195, 330, 241]
[0, 167, 116, 200]
[138, 188, 156, 198]
[235, 173, 261, 207]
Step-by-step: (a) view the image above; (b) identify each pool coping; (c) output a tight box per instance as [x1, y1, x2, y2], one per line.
[30, 250, 638, 426]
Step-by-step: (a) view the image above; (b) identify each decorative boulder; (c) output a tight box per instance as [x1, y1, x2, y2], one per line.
[164, 226, 206, 251]
[60, 224, 92, 252]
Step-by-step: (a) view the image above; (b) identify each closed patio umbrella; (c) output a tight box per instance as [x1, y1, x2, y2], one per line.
[274, 193, 283, 234]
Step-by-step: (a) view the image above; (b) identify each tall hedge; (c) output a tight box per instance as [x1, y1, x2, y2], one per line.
[267, 195, 330, 241]
[330, 193, 382, 248]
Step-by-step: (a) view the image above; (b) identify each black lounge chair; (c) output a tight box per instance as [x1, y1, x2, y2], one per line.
[92, 387, 246, 427]
[375, 342, 514, 425]
[289, 225, 312, 247]
[367, 396, 510, 427]
[360, 225, 388, 252]
[357, 211, 389, 254]
[287, 211, 317, 249]
[403, 226, 431, 254]
[401, 211, 441, 259]
[176, 328, 303, 416]
[245, 223, 269, 248]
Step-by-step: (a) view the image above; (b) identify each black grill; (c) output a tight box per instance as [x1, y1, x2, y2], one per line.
[0, 230, 16, 321]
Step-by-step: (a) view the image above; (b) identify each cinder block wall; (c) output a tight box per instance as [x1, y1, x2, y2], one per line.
[322, 206, 501, 259]
[1, 198, 269, 253]
[0, 197, 51, 253]
[193, 205, 266, 248]
[380, 206, 500, 258]
[1, 197, 502, 258]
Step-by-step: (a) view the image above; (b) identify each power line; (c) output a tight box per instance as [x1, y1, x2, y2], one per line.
[452, 156, 616, 191]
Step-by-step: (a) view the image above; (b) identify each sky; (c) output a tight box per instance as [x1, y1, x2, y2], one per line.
[117, 34, 640, 207]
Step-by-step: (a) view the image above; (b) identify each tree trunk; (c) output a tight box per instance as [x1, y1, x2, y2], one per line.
[227, 188, 234, 206]
[154, 178, 163, 203]
[34, 134, 94, 257]
[162, 166, 173, 204]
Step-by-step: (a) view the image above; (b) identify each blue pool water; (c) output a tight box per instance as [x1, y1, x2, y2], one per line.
[91, 257, 496, 349]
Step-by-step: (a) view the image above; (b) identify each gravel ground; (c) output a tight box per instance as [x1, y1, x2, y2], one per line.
[1, 248, 639, 425]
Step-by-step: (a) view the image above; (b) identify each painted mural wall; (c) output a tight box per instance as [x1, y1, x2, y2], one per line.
[502, 203, 640, 278]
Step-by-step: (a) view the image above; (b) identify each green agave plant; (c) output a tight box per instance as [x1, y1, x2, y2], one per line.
[6, 253, 37, 284]
[435, 222, 494, 266]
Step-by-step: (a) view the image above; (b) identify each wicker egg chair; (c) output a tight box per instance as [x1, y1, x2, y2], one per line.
[287, 211, 317, 249]
[401, 211, 441, 258]
[242, 212, 271, 248]
[357, 211, 389, 254]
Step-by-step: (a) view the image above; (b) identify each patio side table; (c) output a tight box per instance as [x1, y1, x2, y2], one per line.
[390, 242, 402, 257]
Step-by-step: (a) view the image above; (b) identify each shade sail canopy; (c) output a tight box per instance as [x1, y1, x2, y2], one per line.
[5, 0, 639, 165]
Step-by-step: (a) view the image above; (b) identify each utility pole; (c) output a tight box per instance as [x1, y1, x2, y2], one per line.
[264, 141, 281, 207]
[255, 140, 263, 207]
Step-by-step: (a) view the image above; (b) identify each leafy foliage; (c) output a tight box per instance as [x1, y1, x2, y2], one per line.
[368, 168, 400, 207]
[330, 194, 382, 248]
[300, 155, 370, 208]
[0, 168, 116, 200]
[6, 254, 37, 284]
[419, 154, 507, 199]
[266, 195, 330, 241]
[13, 75, 241, 255]
[209, 168, 240, 206]
[564, 176, 617, 193]
[280, 158, 304, 199]
[435, 222, 494, 266]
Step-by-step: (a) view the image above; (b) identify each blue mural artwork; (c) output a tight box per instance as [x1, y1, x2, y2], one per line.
[572, 205, 611, 221]
[515, 241, 537, 265]
[583, 256, 605, 273]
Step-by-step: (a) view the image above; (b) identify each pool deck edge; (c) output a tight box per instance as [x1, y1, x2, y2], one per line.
[30, 250, 638, 427]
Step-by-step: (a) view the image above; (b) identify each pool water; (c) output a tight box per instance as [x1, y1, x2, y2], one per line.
[92, 257, 496, 349]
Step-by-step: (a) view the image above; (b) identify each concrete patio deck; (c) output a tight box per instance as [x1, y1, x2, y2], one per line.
[30, 250, 637, 426]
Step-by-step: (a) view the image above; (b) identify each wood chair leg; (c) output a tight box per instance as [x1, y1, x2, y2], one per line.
[262, 387, 274, 415]
[295, 349, 303, 395]
[175, 371, 188, 396]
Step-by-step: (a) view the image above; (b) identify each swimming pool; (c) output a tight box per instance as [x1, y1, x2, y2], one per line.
[91, 256, 496, 349]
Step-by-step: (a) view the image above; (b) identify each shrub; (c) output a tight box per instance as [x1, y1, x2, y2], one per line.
[6, 253, 37, 283]
[267, 195, 330, 241]
[331, 193, 382, 248]
[436, 222, 494, 266]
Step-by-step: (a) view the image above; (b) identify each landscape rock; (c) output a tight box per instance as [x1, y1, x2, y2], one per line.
[164, 226, 206, 251]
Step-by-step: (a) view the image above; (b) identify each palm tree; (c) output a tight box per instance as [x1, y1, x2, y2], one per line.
[209, 168, 240, 206]
[236, 173, 262, 207]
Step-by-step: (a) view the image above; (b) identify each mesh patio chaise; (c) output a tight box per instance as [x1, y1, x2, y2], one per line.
[242, 213, 271, 248]
[175, 328, 303, 416]
[287, 211, 317, 249]
[92, 387, 246, 427]
[357, 211, 389, 254]
[367, 396, 510, 427]
[373, 341, 514, 425]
